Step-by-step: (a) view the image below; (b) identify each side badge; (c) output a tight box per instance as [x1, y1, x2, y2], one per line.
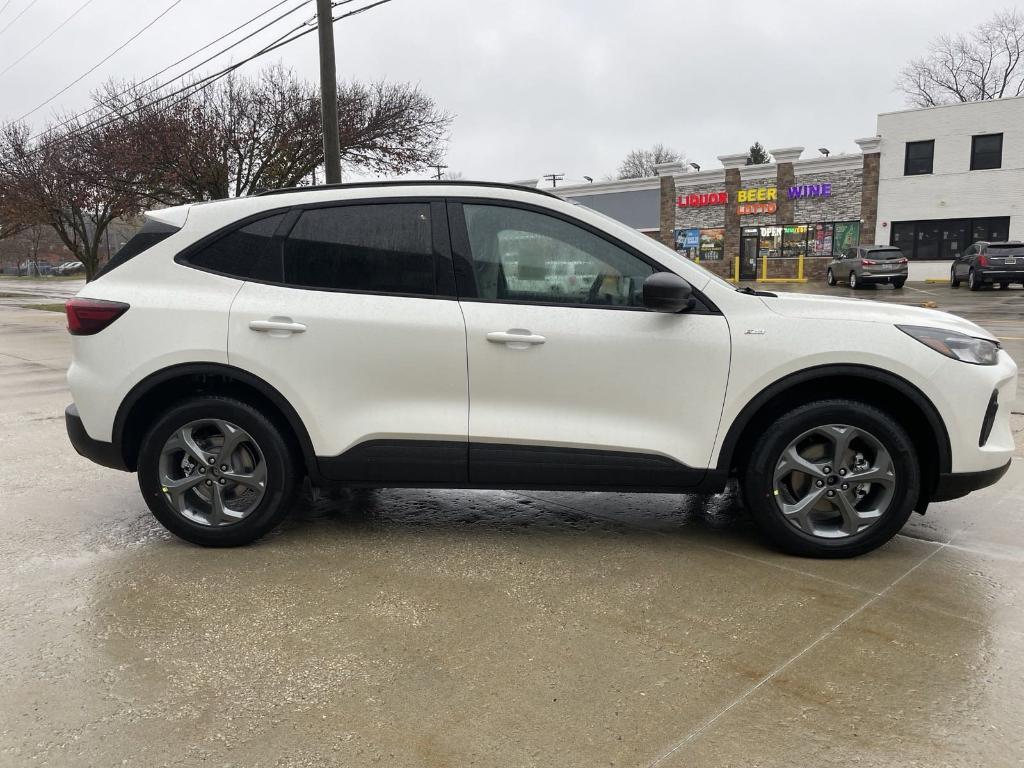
[744, 329, 767, 335]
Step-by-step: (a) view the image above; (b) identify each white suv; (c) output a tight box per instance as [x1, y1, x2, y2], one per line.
[65, 182, 1017, 557]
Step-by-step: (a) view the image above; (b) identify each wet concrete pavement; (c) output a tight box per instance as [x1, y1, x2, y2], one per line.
[1, 287, 1024, 767]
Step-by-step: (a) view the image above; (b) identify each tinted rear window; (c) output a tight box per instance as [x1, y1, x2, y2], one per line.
[867, 248, 903, 259]
[987, 244, 1024, 253]
[95, 219, 179, 278]
[187, 214, 286, 279]
[283, 204, 434, 295]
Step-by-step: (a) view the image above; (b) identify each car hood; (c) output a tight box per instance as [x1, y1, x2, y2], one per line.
[759, 291, 997, 341]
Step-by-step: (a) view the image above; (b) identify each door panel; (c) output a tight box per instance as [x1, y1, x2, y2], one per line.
[459, 302, 730, 482]
[229, 284, 468, 470]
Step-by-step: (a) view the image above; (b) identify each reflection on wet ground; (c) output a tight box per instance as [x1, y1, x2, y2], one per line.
[2, 301, 1023, 767]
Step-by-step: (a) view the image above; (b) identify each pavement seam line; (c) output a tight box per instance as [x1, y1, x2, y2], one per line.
[645, 540, 949, 768]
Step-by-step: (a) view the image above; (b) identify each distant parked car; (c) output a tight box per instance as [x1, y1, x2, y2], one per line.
[36, 263, 54, 275]
[55, 261, 85, 276]
[950, 241, 1024, 290]
[826, 246, 908, 289]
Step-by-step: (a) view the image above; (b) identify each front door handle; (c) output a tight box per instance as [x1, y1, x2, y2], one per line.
[486, 330, 546, 347]
[249, 318, 307, 334]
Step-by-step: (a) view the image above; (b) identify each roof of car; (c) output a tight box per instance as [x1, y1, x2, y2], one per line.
[865, 245, 901, 250]
[255, 180, 560, 199]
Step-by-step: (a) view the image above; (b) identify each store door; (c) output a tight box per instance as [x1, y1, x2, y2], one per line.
[740, 230, 759, 280]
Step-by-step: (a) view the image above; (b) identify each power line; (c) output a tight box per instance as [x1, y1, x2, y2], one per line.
[24, 0, 396, 157]
[13, 0, 186, 123]
[26, 0, 313, 139]
[0, 0, 98, 79]
[0, 0, 41, 37]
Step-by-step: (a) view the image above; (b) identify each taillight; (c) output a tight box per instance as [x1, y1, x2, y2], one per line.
[65, 298, 129, 336]
[897, 258, 908, 264]
[977, 254, 989, 267]
[862, 258, 878, 266]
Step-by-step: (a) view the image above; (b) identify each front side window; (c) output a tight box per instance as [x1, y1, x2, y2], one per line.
[462, 204, 654, 307]
[283, 204, 434, 295]
[904, 140, 934, 175]
[187, 213, 286, 279]
[970, 133, 1002, 170]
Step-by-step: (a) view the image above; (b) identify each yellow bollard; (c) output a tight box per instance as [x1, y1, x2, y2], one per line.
[733, 256, 739, 283]
[797, 253, 804, 281]
[761, 253, 768, 281]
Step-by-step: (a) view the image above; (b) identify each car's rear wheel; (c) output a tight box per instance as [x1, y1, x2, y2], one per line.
[968, 268, 981, 291]
[741, 399, 919, 558]
[950, 267, 960, 288]
[137, 396, 297, 546]
[849, 271, 860, 289]
[1000, 282, 1009, 290]
[826, 269, 836, 286]
[893, 278, 906, 289]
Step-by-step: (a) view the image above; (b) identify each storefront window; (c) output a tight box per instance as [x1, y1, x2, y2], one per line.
[809, 223, 834, 256]
[782, 225, 808, 259]
[698, 228, 725, 261]
[759, 226, 782, 258]
[833, 222, 861, 254]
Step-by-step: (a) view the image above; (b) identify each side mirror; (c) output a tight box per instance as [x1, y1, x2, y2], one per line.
[643, 272, 694, 313]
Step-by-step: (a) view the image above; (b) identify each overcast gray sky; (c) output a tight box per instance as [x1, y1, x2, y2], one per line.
[0, 0, 1013, 182]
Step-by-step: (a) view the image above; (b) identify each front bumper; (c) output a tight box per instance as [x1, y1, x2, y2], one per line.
[933, 460, 1011, 502]
[65, 404, 128, 471]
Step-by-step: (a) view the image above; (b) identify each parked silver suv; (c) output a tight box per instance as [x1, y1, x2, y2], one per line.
[826, 246, 908, 289]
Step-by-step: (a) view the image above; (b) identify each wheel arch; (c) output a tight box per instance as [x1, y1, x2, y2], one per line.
[718, 364, 952, 506]
[113, 363, 318, 479]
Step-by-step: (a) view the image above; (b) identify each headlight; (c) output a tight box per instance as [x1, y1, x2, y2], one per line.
[898, 325, 1000, 365]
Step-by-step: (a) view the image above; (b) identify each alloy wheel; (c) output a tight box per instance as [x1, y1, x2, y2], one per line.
[158, 419, 267, 527]
[772, 424, 895, 539]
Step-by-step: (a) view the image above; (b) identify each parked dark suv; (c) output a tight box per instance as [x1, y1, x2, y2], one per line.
[951, 241, 1024, 290]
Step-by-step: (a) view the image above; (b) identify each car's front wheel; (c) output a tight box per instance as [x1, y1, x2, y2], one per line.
[950, 267, 960, 288]
[826, 269, 836, 286]
[741, 399, 920, 558]
[137, 396, 297, 546]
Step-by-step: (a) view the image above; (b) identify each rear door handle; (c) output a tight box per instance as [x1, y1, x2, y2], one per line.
[486, 330, 546, 347]
[249, 319, 307, 334]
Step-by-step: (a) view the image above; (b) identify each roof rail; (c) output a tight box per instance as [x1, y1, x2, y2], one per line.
[255, 179, 559, 199]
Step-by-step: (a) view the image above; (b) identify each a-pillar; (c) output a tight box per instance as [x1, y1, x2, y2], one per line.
[769, 146, 803, 226]
[855, 136, 882, 245]
[717, 152, 748, 263]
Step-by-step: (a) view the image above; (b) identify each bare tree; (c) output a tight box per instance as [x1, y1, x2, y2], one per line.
[97, 65, 453, 202]
[898, 9, 1024, 106]
[0, 120, 148, 281]
[616, 144, 684, 179]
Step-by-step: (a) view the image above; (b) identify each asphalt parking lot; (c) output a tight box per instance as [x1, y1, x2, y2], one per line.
[1, 277, 1023, 767]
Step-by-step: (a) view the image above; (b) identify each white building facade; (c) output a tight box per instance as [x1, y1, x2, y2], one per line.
[875, 96, 1024, 258]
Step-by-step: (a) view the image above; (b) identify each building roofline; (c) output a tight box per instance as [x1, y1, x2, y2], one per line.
[877, 94, 1024, 118]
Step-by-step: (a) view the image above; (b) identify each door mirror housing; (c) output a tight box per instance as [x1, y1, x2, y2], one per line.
[643, 272, 694, 313]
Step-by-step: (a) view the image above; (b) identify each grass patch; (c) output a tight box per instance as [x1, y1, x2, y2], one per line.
[18, 303, 65, 313]
[0, 292, 30, 298]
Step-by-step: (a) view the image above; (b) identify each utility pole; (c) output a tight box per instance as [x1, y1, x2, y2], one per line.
[316, 0, 342, 184]
[429, 164, 448, 180]
[543, 173, 565, 188]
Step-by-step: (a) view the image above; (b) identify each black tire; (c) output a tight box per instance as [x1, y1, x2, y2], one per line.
[968, 268, 981, 291]
[849, 271, 861, 289]
[137, 396, 298, 546]
[893, 279, 906, 289]
[950, 268, 960, 288]
[741, 399, 920, 558]
[1000, 282, 1009, 290]
[826, 269, 836, 286]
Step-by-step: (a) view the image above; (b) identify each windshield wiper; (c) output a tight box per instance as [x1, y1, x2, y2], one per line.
[736, 285, 777, 298]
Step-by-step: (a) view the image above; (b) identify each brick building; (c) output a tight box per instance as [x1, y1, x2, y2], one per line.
[552, 98, 1024, 282]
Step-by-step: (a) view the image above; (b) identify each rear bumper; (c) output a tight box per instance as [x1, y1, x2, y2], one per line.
[932, 460, 1011, 502]
[860, 271, 908, 283]
[976, 269, 1024, 282]
[65, 404, 128, 471]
